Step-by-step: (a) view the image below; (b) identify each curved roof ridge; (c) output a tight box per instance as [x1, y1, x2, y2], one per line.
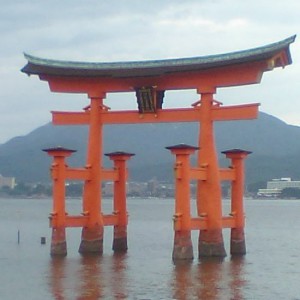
[24, 35, 296, 68]
[21, 35, 296, 77]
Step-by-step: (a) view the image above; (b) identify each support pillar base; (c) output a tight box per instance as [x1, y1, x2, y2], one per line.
[230, 228, 246, 255]
[51, 227, 67, 257]
[172, 230, 193, 261]
[198, 229, 226, 257]
[79, 226, 103, 255]
[113, 225, 128, 252]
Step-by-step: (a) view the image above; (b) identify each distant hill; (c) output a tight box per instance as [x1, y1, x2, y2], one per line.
[0, 112, 300, 187]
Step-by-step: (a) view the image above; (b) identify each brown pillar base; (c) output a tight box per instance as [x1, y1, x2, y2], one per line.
[172, 230, 193, 261]
[51, 227, 67, 257]
[198, 229, 226, 257]
[230, 228, 246, 255]
[79, 226, 103, 255]
[113, 225, 128, 252]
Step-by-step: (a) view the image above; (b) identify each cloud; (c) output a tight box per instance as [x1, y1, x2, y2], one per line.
[0, 0, 299, 143]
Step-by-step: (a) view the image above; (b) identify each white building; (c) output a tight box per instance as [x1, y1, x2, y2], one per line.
[258, 178, 300, 197]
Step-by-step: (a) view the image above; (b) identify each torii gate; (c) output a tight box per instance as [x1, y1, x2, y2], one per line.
[22, 35, 295, 259]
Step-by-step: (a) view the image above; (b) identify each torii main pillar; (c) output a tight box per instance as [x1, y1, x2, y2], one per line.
[79, 94, 105, 254]
[196, 89, 226, 257]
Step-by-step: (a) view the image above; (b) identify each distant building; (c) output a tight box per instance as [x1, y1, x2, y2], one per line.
[257, 178, 300, 197]
[0, 174, 16, 189]
[127, 182, 147, 196]
[102, 180, 175, 198]
[103, 181, 148, 197]
[147, 178, 159, 196]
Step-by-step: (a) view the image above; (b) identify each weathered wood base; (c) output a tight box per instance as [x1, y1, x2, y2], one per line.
[79, 226, 103, 255]
[113, 225, 128, 252]
[230, 228, 246, 255]
[51, 227, 67, 257]
[198, 229, 226, 257]
[172, 230, 194, 261]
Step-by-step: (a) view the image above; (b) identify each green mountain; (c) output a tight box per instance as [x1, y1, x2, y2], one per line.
[0, 112, 299, 188]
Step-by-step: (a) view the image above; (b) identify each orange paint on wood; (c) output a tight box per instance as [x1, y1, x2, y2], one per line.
[219, 168, 235, 181]
[107, 153, 134, 227]
[106, 152, 134, 252]
[42, 60, 267, 95]
[83, 96, 104, 227]
[65, 168, 90, 180]
[167, 145, 198, 235]
[223, 150, 251, 228]
[51, 103, 259, 126]
[101, 168, 119, 181]
[197, 92, 223, 230]
[32, 37, 294, 256]
[43, 147, 75, 228]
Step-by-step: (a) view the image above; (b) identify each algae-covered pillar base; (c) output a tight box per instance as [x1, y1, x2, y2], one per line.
[172, 230, 193, 260]
[230, 228, 246, 255]
[79, 226, 104, 254]
[112, 225, 128, 253]
[50, 227, 67, 257]
[198, 229, 226, 257]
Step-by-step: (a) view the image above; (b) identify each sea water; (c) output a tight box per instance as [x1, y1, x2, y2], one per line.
[0, 197, 300, 299]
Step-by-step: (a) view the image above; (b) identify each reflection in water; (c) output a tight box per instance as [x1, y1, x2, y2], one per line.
[48, 257, 67, 300]
[171, 257, 247, 300]
[77, 255, 103, 300]
[229, 256, 247, 300]
[110, 253, 128, 299]
[48, 253, 247, 299]
[197, 258, 224, 299]
[4, 199, 300, 299]
[171, 261, 193, 300]
[48, 254, 128, 299]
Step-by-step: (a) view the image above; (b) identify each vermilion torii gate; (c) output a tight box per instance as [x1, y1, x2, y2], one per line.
[22, 36, 295, 259]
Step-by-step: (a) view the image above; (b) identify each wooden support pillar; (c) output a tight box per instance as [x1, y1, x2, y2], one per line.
[166, 144, 198, 261]
[105, 151, 135, 252]
[43, 146, 76, 256]
[222, 149, 251, 255]
[196, 90, 226, 257]
[79, 94, 105, 255]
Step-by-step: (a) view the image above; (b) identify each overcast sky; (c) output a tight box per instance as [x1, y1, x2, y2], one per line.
[0, 0, 299, 143]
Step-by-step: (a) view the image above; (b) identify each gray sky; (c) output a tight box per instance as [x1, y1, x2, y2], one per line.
[0, 0, 299, 143]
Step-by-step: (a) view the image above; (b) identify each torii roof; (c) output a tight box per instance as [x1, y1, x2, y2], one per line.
[21, 36, 296, 94]
[22, 35, 295, 79]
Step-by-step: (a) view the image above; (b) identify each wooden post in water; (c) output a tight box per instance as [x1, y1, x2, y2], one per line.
[166, 144, 198, 260]
[197, 91, 226, 257]
[43, 147, 76, 256]
[105, 151, 135, 252]
[222, 149, 251, 255]
[79, 95, 105, 255]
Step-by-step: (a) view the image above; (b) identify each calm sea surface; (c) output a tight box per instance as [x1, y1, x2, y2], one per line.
[0, 197, 300, 300]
